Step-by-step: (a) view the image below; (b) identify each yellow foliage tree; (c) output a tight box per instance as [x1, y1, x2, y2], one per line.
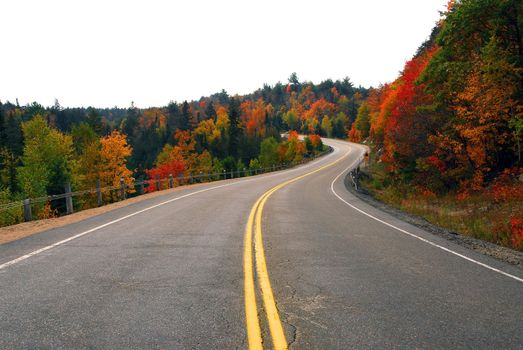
[98, 131, 134, 196]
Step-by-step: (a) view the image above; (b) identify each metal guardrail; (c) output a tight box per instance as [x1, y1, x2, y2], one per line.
[0, 148, 333, 223]
[347, 153, 366, 191]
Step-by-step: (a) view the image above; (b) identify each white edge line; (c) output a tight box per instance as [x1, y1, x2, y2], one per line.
[0, 150, 341, 271]
[330, 144, 523, 284]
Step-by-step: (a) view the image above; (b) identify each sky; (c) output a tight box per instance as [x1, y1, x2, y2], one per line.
[0, 0, 448, 108]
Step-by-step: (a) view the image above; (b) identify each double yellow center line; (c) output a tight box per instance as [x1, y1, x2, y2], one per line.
[243, 149, 350, 349]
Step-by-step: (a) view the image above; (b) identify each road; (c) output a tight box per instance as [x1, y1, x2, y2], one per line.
[0, 138, 522, 349]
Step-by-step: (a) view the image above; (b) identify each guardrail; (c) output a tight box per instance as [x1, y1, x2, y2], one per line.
[0, 148, 333, 224]
[346, 153, 366, 191]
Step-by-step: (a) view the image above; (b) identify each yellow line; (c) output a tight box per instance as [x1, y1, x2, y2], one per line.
[255, 186, 288, 349]
[244, 194, 265, 350]
[244, 148, 351, 349]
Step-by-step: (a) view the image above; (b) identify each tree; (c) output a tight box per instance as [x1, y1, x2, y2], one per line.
[421, 0, 523, 189]
[321, 115, 333, 137]
[0, 109, 23, 192]
[309, 134, 323, 152]
[86, 107, 103, 135]
[436, 36, 521, 188]
[288, 72, 300, 86]
[381, 47, 437, 179]
[259, 137, 279, 167]
[18, 115, 73, 199]
[205, 100, 217, 120]
[0, 148, 19, 193]
[72, 123, 101, 194]
[354, 102, 371, 139]
[4, 110, 23, 157]
[332, 112, 349, 138]
[228, 97, 241, 158]
[98, 131, 134, 197]
[283, 110, 298, 130]
[145, 159, 185, 192]
[71, 122, 98, 155]
[180, 101, 191, 131]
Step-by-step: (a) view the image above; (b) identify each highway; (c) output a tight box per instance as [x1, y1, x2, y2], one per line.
[0, 138, 522, 349]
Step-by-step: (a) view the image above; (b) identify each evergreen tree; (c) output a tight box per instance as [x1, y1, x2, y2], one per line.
[259, 137, 278, 167]
[228, 97, 241, 158]
[5, 111, 23, 157]
[167, 101, 180, 133]
[180, 101, 190, 131]
[288, 72, 300, 86]
[205, 100, 216, 120]
[123, 105, 139, 139]
[86, 107, 103, 135]
[0, 107, 5, 147]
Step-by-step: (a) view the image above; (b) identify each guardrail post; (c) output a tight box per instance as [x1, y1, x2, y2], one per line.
[223, 169, 226, 180]
[96, 179, 103, 206]
[169, 174, 174, 188]
[23, 198, 32, 222]
[120, 177, 126, 199]
[156, 174, 161, 191]
[65, 182, 74, 214]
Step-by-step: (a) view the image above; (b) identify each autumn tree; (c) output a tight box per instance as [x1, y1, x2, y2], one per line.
[283, 110, 298, 130]
[354, 102, 371, 139]
[320, 116, 333, 137]
[18, 115, 74, 199]
[71, 123, 101, 193]
[422, 0, 523, 189]
[98, 131, 134, 197]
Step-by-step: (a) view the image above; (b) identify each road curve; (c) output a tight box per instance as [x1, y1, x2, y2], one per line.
[0, 138, 522, 349]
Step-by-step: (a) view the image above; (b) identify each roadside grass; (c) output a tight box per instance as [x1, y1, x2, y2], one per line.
[360, 163, 523, 252]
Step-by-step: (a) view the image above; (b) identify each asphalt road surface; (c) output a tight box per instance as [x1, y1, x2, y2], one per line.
[0, 139, 522, 349]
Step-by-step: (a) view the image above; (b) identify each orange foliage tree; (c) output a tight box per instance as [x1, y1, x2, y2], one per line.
[98, 130, 134, 195]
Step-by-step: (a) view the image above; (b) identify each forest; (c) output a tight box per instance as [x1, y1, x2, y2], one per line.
[0, 75, 365, 224]
[0, 0, 521, 249]
[349, 0, 522, 250]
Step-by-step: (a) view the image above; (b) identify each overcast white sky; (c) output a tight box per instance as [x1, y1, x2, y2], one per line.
[0, 0, 447, 108]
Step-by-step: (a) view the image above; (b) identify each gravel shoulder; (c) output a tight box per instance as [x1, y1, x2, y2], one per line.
[343, 173, 523, 270]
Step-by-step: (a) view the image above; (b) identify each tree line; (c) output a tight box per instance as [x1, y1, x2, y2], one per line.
[0, 77, 364, 224]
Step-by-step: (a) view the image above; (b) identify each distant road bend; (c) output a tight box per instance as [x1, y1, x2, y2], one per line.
[0, 138, 522, 349]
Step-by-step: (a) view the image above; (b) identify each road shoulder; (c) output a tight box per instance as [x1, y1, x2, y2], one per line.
[343, 174, 523, 270]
